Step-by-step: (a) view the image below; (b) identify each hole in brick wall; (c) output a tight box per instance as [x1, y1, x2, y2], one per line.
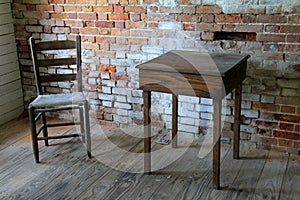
[214, 32, 257, 41]
[298, 150, 300, 155]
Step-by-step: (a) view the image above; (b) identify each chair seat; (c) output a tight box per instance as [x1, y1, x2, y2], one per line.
[29, 92, 86, 108]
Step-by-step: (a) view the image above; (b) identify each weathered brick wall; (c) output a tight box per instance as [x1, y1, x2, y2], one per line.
[12, 0, 300, 154]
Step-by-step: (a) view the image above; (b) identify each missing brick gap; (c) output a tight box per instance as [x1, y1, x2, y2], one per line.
[214, 32, 257, 41]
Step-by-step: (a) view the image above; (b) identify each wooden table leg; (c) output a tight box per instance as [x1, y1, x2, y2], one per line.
[172, 94, 178, 148]
[213, 99, 221, 189]
[143, 91, 151, 174]
[233, 84, 242, 159]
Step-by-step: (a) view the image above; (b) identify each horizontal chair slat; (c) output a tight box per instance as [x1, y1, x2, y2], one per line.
[37, 134, 82, 140]
[40, 74, 77, 83]
[36, 40, 76, 51]
[37, 58, 77, 67]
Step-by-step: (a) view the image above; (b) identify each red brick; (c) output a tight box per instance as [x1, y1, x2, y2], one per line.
[36, 5, 53, 11]
[281, 105, 296, 114]
[257, 34, 285, 42]
[82, 36, 95, 43]
[177, 14, 200, 22]
[289, 64, 300, 71]
[295, 125, 300, 132]
[275, 114, 300, 123]
[222, 24, 235, 32]
[98, 14, 107, 20]
[65, 20, 84, 27]
[94, 6, 114, 12]
[183, 23, 195, 31]
[278, 139, 293, 147]
[274, 130, 299, 140]
[287, 35, 300, 43]
[110, 29, 130, 36]
[83, 6, 93, 12]
[242, 14, 257, 23]
[95, 21, 114, 28]
[196, 23, 222, 31]
[71, 28, 79, 34]
[280, 25, 300, 33]
[280, 123, 294, 131]
[64, 6, 82, 12]
[24, 11, 50, 19]
[80, 27, 99, 35]
[125, 6, 146, 13]
[257, 15, 287, 23]
[120, 0, 129, 4]
[83, 20, 93, 26]
[77, 0, 96, 3]
[97, 65, 117, 73]
[215, 15, 242, 23]
[253, 102, 280, 112]
[78, 13, 97, 20]
[115, 22, 125, 28]
[96, 36, 116, 43]
[276, 96, 300, 106]
[289, 15, 300, 23]
[82, 43, 99, 50]
[236, 25, 263, 32]
[109, 14, 129, 20]
[51, 13, 67, 19]
[114, 6, 124, 13]
[111, 73, 129, 81]
[196, 6, 221, 14]
[129, 0, 139, 4]
[68, 13, 77, 19]
[143, 0, 158, 4]
[265, 25, 280, 33]
[201, 14, 214, 23]
[294, 141, 300, 148]
[50, 0, 65, 3]
[125, 21, 145, 28]
[255, 120, 279, 129]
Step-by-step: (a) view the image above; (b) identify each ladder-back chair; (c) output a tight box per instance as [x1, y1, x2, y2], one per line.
[28, 35, 91, 163]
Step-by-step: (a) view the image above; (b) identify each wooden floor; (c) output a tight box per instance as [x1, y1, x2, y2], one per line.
[1, 117, 300, 200]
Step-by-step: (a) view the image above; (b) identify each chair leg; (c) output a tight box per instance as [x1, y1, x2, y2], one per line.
[79, 107, 85, 143]
[83, 101, 91, 158]
[29, 107, 40, 163]
[41, 112, 49, 146]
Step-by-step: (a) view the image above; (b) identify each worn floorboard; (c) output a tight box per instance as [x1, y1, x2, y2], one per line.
[0, 117, 299, 200]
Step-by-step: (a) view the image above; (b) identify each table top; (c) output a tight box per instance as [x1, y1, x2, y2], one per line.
[137, 50, 250, 77]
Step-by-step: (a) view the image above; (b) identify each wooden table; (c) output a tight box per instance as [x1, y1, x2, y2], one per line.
[137, 50, 250, 189]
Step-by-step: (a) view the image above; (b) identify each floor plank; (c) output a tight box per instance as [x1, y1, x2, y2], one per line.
[251, 150, 289, 200]
[225, 147, 270, 199]
[0, 117, 299, 200]
[279, 154, 300, 200]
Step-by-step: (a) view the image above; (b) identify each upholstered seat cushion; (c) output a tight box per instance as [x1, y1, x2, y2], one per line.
[29, 92, 86, 108]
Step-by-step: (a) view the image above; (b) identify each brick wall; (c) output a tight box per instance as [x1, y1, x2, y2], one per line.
[12, 0, 300, 154]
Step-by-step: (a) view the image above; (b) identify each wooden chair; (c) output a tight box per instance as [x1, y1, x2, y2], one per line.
[28, 35, 91, 163]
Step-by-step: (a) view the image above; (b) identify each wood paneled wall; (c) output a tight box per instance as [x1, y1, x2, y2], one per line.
[0, 0, 23, 125]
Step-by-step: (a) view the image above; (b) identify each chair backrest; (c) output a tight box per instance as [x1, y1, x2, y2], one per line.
[29, 35, 82, 95]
